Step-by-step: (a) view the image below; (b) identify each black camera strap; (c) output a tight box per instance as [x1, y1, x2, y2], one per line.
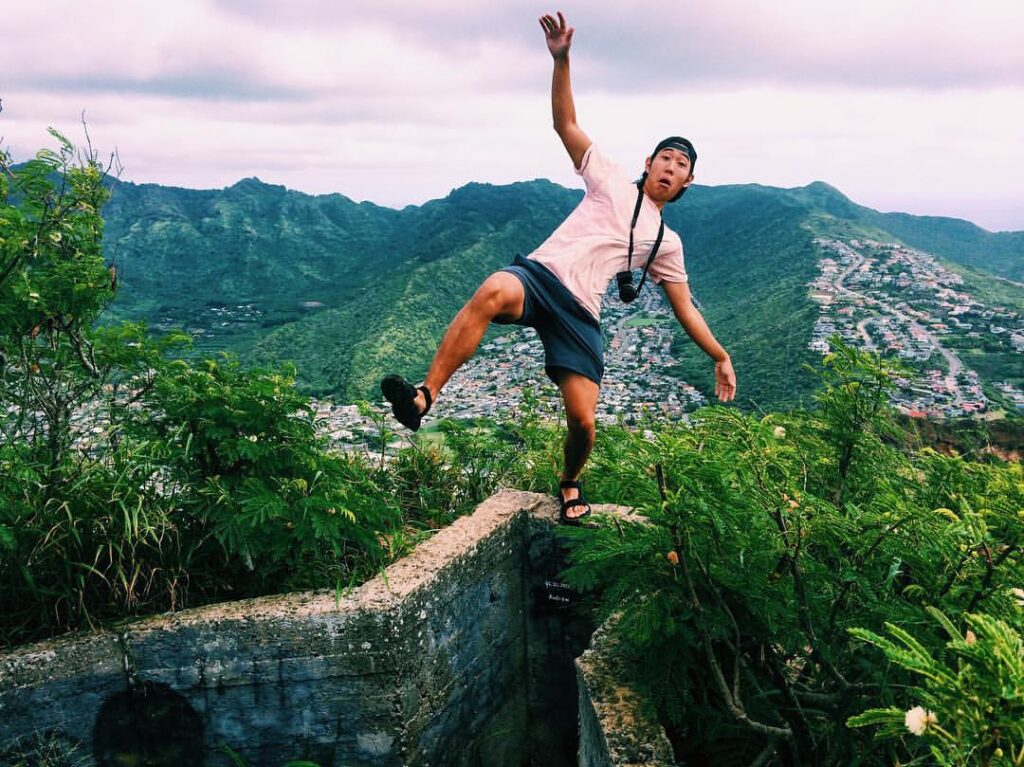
[625, 184, 665, 296]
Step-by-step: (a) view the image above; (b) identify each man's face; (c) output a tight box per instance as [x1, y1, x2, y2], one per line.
[643, 148, 694, 203]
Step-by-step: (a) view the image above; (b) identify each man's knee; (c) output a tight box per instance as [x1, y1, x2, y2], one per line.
[470, 273, 523, 320]
[557, 371, 599, 436]
[567, 410, 596, 436]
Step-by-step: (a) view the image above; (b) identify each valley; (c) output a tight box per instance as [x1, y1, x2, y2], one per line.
[95, 175, 1023, 439]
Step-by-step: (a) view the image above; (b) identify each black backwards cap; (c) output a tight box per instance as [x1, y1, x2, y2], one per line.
[639, 136, 698, 202]
[653, 136, 697, 169]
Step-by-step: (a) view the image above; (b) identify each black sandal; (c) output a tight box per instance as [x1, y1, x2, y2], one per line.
[380, 375, 432, 432]
[557, 479, 591, 526]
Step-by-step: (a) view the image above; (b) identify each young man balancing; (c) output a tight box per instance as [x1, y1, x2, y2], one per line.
[381, 10, 736, 524]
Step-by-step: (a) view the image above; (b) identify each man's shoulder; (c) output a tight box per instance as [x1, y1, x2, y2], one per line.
[579, 144, 631, 186]
[663, 225, 684, 252]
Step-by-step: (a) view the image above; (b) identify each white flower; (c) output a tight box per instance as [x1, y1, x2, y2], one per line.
[773, 426, 786, 438]
[1011, 587, 1024, 607]
[246, 434, 258, 442]
[904, 706, 937, 736]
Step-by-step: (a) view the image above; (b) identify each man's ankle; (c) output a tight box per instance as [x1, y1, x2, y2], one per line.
[416, 385, 435, 414]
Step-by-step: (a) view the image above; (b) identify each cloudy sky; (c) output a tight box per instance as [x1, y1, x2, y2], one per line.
[3, 0, 1023, 230]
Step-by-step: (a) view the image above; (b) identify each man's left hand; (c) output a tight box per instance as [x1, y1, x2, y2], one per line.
[714, 357, 736, 402]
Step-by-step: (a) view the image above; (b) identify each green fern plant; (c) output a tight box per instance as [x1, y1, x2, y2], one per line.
[849, 607, 1024, 766]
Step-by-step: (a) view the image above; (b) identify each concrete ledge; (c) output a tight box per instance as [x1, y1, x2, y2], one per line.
[576, 615, 674, 767]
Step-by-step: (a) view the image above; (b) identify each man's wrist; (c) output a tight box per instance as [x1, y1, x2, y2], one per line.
[713, 350, 730, 364]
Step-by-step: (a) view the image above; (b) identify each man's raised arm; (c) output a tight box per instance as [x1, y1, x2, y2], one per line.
[539, 11, 591, 170]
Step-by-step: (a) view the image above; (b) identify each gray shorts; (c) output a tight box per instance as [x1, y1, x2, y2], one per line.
[496, 254, 604, 385]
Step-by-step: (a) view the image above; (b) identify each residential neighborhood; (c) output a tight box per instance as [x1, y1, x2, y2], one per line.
[808, 237, 1024, 419]
[314, 283, 706, 451]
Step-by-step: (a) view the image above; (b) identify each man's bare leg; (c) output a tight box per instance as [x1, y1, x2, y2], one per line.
[409, 271, 526, 413]
[554, 369, 600, 518]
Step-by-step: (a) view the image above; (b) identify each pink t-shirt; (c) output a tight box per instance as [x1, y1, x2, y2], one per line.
[528, 144, 688, 321]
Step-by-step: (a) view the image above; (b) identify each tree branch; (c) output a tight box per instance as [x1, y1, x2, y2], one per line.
[680, 552, 792, 739]
[69, 330, 100, 378]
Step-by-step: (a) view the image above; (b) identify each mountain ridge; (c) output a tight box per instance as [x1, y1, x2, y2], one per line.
[109, 173, 1020, 237]
[99, 173, 1023, 409]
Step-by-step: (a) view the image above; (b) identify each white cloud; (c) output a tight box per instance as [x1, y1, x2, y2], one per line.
[2, 0, 1022, 230]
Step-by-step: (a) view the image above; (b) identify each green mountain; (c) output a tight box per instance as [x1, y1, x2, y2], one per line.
[102, 178, 403, 340]
[790, 181, 1024, 282]
[103, 177, 581, 396]
[102, 176, 1023, 410]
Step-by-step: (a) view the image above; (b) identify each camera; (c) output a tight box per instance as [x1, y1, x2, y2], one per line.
[616, 270, 638, 303]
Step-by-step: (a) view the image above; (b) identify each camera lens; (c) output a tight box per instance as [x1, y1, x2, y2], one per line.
[616, 271, 636, 303]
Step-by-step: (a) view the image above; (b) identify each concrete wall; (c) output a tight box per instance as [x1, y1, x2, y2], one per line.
[0, 489, 672, 767]
[575, 616, 675, 767]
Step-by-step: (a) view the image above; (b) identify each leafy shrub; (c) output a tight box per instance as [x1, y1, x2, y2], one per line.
[123, 356, 401, 589]
[0, 131, 517, 648]
[556, 339, 1023, 765]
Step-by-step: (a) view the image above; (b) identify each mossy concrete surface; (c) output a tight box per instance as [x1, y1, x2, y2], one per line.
[576, 615, 675, 767]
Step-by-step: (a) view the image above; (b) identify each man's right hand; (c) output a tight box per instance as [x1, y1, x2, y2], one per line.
[539, 11, 573, 59]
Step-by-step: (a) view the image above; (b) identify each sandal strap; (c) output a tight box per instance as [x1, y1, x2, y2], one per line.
[559, 479, 581, 489]
[561, 498, 588, 509]
[417, 385, 433, 413]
